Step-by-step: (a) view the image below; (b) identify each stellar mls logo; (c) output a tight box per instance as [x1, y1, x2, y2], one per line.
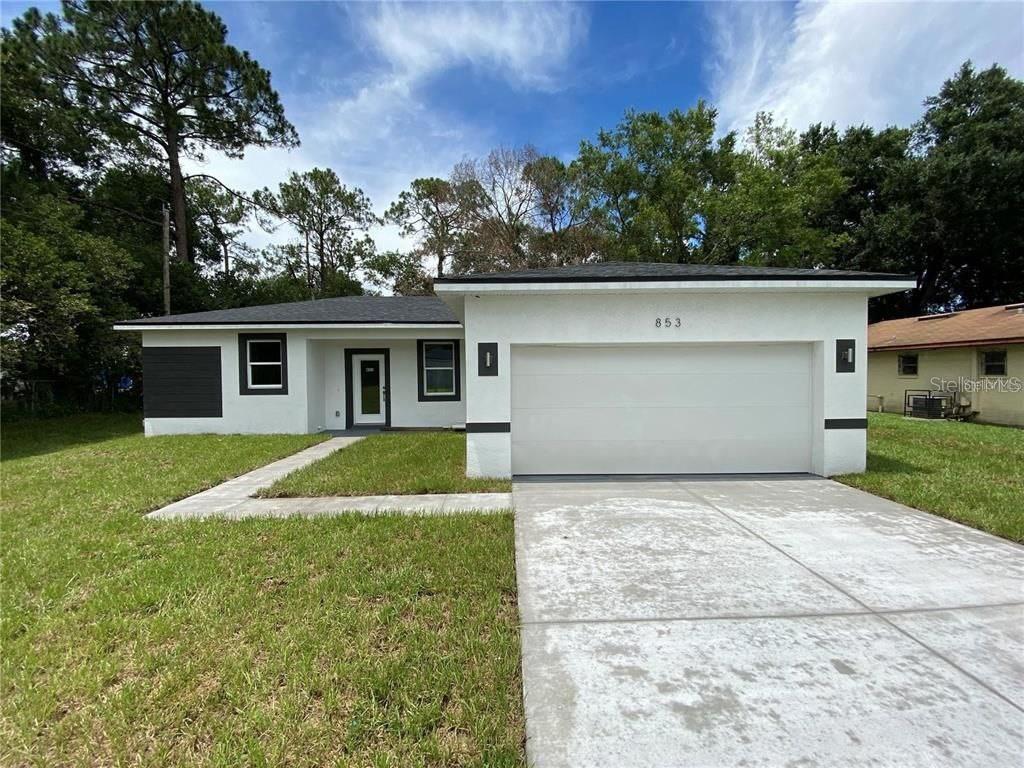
[930, 376, 1023, 393]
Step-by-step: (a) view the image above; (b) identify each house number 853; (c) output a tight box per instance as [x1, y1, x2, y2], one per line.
[655, 317, 682, 328]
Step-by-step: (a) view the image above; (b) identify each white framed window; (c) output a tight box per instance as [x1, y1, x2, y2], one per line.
[417, 340, 460, 401]
[247, 339, 283, 388]
[239, 333, 288, 395]
[897, 353, 918, 376]
[980, 350, 1007, 377]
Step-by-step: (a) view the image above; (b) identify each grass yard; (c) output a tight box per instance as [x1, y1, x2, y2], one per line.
[1, 415, 524, 767]
[836, 412, 1024, 542]
[262, 431, 512, 497]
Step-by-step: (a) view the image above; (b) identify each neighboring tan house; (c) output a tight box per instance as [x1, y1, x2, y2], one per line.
[115, 262, 916, 477]
[867, 303, 1024, 426]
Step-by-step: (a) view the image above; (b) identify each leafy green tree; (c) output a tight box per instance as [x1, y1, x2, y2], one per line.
[702, 113, 848, 267]
[0, 12, 99, 178]
[15, 0, 297, 263]
[913, 61, 1024, 311]
[384, 177, 476, 278]
[255, 169, 376, 297]
[361, 250, 433, 295]
[0, 185, 136, 403]
[188, 176, 251, 275]
[796, 123, 926, 319]
[524, 155, 603, 265]
[574, 103, 730, 262]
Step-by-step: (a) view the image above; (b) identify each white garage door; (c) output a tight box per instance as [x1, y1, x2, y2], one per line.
[511, 344, 813, 475]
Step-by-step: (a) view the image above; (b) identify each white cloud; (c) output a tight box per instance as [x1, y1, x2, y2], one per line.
[707, 1, 1024, 137]
[361, 1, 587, 91]
[185, 1, 588, 279]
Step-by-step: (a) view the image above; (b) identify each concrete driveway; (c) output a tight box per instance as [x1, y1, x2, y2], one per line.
[514, 476, 1024, 767]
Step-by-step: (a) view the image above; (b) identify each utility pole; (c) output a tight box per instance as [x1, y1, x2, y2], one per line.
[162, 203, 171, 315]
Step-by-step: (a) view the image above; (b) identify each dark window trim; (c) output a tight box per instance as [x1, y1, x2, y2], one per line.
[897, 352, 919, 377]
[980, 349, 1008, 377]
[416, 339, 461, 402]
[238, 333, 288, 395]
[344, 348, 391, 429]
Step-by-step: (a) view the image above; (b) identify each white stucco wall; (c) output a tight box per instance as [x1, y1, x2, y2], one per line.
[458, 290, 873, 478]
[141, 327, 465, 435]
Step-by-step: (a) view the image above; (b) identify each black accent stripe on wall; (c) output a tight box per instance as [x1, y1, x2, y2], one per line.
[142, 346, 222, 418]
[824, 418, 868, 429]
[465, 422, 511, 433]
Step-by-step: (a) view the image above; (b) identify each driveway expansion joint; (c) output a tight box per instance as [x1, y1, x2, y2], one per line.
[681, 482, 1024, 716]
[514, 476, 1024, 767]
[518, 600, 1024, 628]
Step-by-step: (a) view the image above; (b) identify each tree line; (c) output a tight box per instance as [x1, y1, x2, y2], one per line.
[2, 1, 1022, 409]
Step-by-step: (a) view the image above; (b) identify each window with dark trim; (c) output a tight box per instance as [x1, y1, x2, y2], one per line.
[981, 350, 1007, 377]
[417, 339, 460, 402]
[238, 333, 289, 395]
[897, 353, 918, 376]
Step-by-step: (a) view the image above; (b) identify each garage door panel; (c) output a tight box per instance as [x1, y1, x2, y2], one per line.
[513, 438, 812, 475]
[512, 405, 812, 443]
[513, 344, 810, 375]
[511, 344, 813, 475]
[512, 372, 811, 410]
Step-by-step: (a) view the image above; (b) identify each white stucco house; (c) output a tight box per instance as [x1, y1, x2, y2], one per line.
[114, 262, 915, 478]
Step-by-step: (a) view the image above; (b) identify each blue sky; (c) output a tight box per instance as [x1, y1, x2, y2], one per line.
[4, 1, 1023, 256]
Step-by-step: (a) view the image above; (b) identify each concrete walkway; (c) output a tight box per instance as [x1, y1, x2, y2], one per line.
[514, 475, 1024, 768]
[146, 435, 511, 520]
[147, 436, 361, 519]
[149, 492, 512, 520]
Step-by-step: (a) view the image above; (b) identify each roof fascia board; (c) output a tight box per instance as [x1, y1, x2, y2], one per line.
[869, 337, 1024, 352]
[114, 322, 464, 332]
[434, 279, 917, 295]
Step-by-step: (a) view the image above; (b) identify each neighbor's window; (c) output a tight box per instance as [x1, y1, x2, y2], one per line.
[898, 353, 918, 376]
[422, 342, 455, 395]
[238, 333, 288, 395]
[981, 350, 1007, 377]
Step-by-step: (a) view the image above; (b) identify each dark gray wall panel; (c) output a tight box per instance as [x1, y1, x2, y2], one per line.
[478, 342, 499, 376]
[835, 339, 856, 373]
[142, 347, 223, 418]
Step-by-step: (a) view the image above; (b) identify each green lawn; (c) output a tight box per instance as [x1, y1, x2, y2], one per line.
[1, 415, 524, 767]
[262, 431, 512, 498]
[836, 413, 1024, 542]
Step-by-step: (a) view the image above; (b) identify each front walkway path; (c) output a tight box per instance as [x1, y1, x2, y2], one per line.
[146, 435, 511, 520]
[146, 436, 361, 520]
[150, 492, 512, 520]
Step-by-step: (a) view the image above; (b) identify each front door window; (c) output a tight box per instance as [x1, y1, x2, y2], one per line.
[360, 360, 381, 415]
[351, 353, 386, 425]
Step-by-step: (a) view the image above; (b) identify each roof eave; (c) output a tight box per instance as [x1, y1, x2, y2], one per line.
[434, 278, 917, 296]
[113, 321, 464, 331]
[434, 273, 914, 285]
[868, 337, 1024, 352]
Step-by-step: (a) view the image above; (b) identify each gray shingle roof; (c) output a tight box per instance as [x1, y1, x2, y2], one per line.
[117, 296, 458, 327]
[434, 261, 914, 284]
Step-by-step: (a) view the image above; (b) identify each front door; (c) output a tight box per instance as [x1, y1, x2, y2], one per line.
[351, 353, 386, 425]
